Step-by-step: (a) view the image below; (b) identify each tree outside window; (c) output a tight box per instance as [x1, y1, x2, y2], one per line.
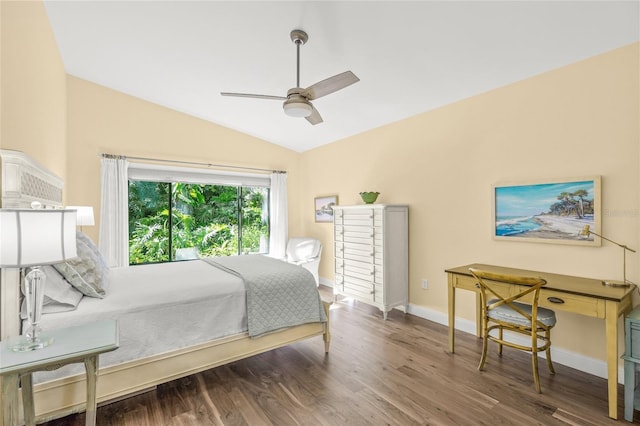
[128, 181, 269, 265]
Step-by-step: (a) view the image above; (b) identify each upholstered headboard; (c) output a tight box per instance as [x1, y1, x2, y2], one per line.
[1, 149, 63, 209]
[0, 149, 64, 339]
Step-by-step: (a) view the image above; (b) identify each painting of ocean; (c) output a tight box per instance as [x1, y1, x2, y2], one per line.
[493, 177, 600, 244]
[495, 216, 541, 236]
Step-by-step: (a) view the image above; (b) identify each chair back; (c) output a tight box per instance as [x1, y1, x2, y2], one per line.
[469, 268, 548, 328]
[286, 237, 322, 262]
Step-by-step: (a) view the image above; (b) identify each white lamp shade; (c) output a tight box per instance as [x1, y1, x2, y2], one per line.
[0, 209, 78, 267]
[66, 206, 95, 226]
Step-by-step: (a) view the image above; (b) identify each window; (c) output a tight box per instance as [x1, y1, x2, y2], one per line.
[127, 164, 270, 265]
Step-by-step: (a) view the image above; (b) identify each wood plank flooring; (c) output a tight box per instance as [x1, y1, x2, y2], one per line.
[40, 286, 629, 425]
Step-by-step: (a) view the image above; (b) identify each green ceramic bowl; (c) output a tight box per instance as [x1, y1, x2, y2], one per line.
[360, 192, 380, 204]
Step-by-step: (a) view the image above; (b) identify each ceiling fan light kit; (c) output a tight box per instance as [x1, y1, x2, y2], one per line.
[283, 98, 313, 117]
[221, 29, 359, 125]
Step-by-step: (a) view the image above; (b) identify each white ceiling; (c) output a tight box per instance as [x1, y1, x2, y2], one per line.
[43, 1, 639, 152]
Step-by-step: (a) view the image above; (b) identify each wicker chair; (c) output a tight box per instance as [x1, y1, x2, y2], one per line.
[469, 267, 557, 393]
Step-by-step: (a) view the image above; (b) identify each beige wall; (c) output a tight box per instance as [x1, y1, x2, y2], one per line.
[301, 42, 640, 364]
[0, 1, 67, 182]
[66, 77, 303, 242]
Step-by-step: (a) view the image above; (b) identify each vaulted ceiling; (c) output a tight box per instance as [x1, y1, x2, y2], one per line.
[44, 1, 639, 152]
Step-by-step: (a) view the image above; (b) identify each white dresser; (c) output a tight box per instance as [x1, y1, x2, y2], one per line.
[333, 204, 409, 319]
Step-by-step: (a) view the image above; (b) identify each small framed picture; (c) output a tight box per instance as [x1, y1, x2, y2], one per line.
[315, 195, 338, 223]
[493, 176, 601, 246]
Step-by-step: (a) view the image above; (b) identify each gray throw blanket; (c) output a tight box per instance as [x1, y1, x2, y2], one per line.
[203, 255, 327, 337]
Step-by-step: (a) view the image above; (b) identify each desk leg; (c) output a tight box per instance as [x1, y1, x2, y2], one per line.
[84, 355, 99, 426]
[1, 374, 20, 426]
[448, 277, 455, 353]
[605, 300, 619, 420]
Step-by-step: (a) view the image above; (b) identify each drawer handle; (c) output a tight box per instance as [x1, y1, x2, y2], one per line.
[547, 296, 565, 304]
[475, 283, 480, 289]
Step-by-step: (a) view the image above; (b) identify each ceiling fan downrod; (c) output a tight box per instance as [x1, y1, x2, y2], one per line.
[290, 29, 308, 89]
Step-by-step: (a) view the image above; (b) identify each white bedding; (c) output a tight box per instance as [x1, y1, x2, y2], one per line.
[33, 259, 247, 383]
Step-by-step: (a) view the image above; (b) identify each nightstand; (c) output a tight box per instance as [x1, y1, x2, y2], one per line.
[623, 307, 640, 422]
[1, 320, 119, 426]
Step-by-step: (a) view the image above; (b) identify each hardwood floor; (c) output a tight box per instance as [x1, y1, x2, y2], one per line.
[41, 286, 627, 425]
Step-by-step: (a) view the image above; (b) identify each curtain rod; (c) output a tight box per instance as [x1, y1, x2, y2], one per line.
[100, 153, 286, 174]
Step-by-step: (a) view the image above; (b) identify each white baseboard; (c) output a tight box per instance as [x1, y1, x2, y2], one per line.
[407, 303, 623, 383]
[319, 277, 622, 383]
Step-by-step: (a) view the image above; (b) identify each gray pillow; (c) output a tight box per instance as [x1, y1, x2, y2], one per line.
[76, 231, 110, 292]
[20, 265, 84, 318]
[54, 231, 109, 298]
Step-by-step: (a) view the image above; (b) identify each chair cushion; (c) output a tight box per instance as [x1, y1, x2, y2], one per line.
[487, 299, 557, 327]
[286, 238, 322, 263]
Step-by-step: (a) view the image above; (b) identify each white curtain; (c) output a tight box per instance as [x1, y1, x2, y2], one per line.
[99, 157, 129, 268]
[269, 172, 288, 259]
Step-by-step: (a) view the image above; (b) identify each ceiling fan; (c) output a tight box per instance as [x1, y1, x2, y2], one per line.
[221, 29, 360, 125]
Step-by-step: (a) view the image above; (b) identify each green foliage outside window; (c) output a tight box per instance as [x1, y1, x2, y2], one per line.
[128, 181, 269, 265]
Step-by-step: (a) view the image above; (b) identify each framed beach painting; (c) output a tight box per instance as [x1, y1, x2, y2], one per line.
[492, 176, 601, 246]
[315, 195, 338, 223]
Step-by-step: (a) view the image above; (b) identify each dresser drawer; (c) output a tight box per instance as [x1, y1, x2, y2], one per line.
[450, 274, 516, 299]
[336, 241, 383, 261]
[335, 274, 381, 302]
[450, 274, 477, 291]
[537, 289, 604, 318]
[338, 260, 373, 279]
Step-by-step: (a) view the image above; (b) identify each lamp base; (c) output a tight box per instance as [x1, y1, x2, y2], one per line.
[602, 280, 631, 288]
[9, 335, 54, 352]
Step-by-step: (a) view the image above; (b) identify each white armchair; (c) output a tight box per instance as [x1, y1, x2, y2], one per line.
[285, 237, 322, 285]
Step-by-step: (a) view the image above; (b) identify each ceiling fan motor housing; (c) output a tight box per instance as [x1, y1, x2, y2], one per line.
[283, 92, 313, 117]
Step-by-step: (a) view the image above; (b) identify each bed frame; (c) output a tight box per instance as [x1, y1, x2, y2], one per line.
[0, 149, 331, 423]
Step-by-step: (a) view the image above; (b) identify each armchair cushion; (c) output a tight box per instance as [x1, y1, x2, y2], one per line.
[286, 238, 322, 263]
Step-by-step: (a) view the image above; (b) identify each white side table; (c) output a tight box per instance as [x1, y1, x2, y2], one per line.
[0, 320, 119, 426]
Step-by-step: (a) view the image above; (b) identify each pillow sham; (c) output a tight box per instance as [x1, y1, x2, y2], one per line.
[76, 231, 110, 292]
[20, 266, 84, 318]
[54, 231, 109, 298]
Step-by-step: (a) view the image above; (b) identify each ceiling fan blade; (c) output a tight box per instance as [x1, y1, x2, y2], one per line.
[305, 106, 323, 125]
[303, 71, 360, 100]
[221, 92, 286, 101]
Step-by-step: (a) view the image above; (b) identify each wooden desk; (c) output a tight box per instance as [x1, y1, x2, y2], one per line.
[0, 320, 119, 426]
[446, 263, 635, 420]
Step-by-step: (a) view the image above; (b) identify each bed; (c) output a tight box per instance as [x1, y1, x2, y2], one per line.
[0, 149, 331, 423]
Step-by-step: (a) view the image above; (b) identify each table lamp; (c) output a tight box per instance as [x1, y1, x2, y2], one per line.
[66, 205, 94, 232]
[579, 224, 636, 287]
[0, 208, 77, 351]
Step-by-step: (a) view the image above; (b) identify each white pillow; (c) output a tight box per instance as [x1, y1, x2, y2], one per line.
[54, 231, 109, 298]
[20, 265, 84, 318]
[76, 231, 110, 292]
